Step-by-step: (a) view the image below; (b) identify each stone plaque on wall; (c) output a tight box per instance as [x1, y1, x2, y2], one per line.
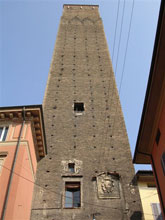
[97, 172, 120, 199]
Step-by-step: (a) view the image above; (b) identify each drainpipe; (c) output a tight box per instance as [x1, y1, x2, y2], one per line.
[1, 107, 25, 220]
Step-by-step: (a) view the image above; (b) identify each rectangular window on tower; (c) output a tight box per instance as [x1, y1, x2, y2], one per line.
[0, 127, 9, 141]
[74, 103, 84, 112]
[65, 182, 81, 208]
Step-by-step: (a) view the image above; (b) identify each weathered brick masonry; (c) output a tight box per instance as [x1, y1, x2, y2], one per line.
[31, 5, 143, 220]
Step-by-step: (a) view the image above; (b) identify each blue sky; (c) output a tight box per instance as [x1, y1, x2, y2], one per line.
[0, 0, 161, 171]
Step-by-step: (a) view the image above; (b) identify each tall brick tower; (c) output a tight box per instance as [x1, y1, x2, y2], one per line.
[31, 5, 143, 220]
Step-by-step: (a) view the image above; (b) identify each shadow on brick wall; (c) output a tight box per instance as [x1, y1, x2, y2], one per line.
[130, 211, 142, 220]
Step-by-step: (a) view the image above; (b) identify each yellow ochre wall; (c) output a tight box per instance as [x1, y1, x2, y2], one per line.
[138, 179, 160, 220]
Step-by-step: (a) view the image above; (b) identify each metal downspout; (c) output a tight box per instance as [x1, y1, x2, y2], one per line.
[1, 107, 25, 220]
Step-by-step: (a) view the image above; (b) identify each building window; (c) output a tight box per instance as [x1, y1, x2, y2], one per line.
[147, 183, 156, 188]
[156, 128, 161, 145]
[74, 103, 84, 112]
[151, 203, 163, 220]
[65, 182, 81, 208]
[161, 152, 165, 175]
[68, 163, 75, 173]
[0, 154, 7, 174]
[0, 127, 9, 141]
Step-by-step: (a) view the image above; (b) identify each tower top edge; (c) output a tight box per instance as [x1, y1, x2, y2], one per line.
[63, 4, 99, 8]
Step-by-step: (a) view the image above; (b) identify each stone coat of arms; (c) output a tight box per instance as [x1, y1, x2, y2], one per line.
[97, 172, 120, 199]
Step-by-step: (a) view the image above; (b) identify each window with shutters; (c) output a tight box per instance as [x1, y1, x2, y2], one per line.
[0, 127, 9, 141]
[156, 128, 161, 145]
[151, 203, 163, 220]
[161, 152, 165, 175]
[65, 182, 81, 208]
[0, 154, 7, 175]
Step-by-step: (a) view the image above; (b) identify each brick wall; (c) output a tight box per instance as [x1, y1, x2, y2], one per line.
[31, 5, 143, 220]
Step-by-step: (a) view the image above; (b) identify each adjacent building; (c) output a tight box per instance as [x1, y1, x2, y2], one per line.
[0, 105, 46, 220]
[133, 0, 165, 218]
[31, 5, 143, 220]
[136, 171, 162, 220]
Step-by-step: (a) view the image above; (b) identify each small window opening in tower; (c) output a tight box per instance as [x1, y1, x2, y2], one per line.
[74, 102, 84, 112]
[68, 163, 75, 173]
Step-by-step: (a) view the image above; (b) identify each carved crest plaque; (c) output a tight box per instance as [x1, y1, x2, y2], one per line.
[97, 173, 120, 199]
